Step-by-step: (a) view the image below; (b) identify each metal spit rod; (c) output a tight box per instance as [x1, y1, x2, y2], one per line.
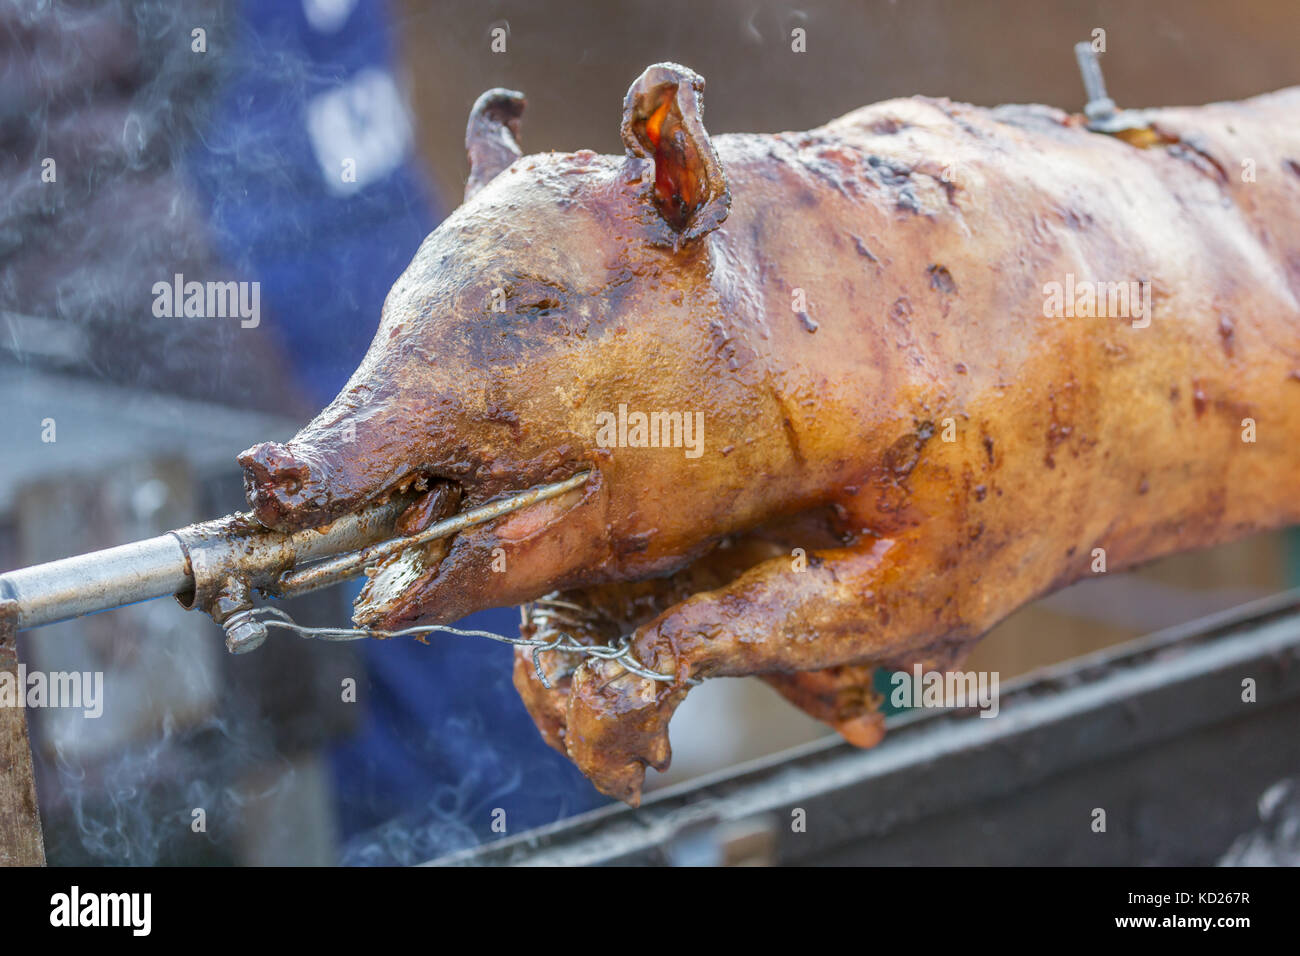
[272, 471, 590, 598]
[0, 472, 590, 633]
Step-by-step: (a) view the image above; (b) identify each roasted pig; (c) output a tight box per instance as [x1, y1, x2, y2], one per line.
[239, 63, 1300, 803]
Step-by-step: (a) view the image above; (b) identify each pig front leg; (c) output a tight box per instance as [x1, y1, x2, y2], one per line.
[518, 649, 889, 765]
[563, 531, 1002, 804]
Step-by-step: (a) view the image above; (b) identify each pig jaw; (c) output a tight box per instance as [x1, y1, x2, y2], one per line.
[353, 478, 609, 630]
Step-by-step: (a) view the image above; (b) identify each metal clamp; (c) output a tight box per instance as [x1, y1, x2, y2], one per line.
[1074, 41, 1153, 135]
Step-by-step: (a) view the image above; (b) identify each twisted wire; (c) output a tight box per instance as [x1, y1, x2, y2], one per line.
[242, 605, 678, 688]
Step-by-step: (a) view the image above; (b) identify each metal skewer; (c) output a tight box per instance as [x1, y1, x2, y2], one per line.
[0, 465, 676, 679]
[0, 472, 591, 641]
[270, 471, 590, 598]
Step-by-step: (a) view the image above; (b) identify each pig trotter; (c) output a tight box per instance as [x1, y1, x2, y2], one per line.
[566, 659, 684, 805]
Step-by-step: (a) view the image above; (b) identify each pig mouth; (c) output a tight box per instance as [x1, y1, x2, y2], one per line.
[238, 432, 601, 628]
[348, 470, 593, 629]
[350, 476, 462, 626]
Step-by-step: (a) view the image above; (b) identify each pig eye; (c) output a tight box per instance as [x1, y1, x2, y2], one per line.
[490, 275, 570, 317]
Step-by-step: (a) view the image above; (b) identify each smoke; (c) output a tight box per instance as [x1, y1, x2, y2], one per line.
[1218, 777, 1300, 866]
[0, 0, 332, 414]
[339, 741, 524, 866]
[37, 707, 296, 866]
[6, 0, 466, 867]
[335, 636, 603, 866]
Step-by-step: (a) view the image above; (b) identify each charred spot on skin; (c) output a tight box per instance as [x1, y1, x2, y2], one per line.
[973, 484, 987, 502]
[866, 155, 911, 187]
[1043, 381, 1079, 470]
[1138, 478, 1150, 495]
[804, 152, 856, 200]
[894, 188, 922, 214]
[1193, 381, 1209, 417]
[882, 422, 933, 480]
[865, 116, 907, 135]
[982, 435, 995, 464]
[1285, 159, 1300, 179]
[851, 235, 878, 262]
[928, 264, 957, 295]
[931, 175, 959, 206]
[863, 155, 926, 214]
[889, 297, 912, 326]
[484, 401, 519, 423]
[874, 432, 927, 515]
[1045, 420, 1073, 468]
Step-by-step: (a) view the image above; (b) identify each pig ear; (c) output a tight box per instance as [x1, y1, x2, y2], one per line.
[621, 63, 730, 243]
[465, 88, 526, 201]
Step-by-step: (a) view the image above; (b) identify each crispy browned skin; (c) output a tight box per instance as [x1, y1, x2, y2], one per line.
[239, 63, 1300, 804]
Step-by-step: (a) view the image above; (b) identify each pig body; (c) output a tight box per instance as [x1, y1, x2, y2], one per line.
[242, 66, 1300, 802]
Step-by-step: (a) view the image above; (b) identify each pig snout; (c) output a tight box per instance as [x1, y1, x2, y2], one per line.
[238, 441, 334, 530]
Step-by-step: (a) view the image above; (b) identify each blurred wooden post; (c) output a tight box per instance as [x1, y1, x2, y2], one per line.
[0, 600, 45, 866]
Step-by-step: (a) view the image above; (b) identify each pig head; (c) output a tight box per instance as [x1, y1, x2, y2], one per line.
[239, 65, 799, 630]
